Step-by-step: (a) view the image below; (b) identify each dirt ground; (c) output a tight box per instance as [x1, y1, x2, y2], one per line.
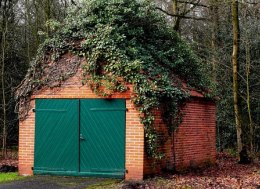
[121, 153, 260, 189]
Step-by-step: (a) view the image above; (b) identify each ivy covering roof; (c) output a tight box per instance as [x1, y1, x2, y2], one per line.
[16, 0, 212, 159]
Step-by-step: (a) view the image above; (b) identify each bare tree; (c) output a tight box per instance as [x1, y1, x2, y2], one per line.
[155, 0, 208, 32]
[231, 0, 243, 156]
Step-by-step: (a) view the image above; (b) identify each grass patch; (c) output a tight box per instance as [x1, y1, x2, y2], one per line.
[0, 172, 24, 183]
[86, 179, 121, 189]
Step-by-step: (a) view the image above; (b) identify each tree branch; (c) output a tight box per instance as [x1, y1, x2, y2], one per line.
[156, 7, 208, 20]
[177, 0, 209, 8]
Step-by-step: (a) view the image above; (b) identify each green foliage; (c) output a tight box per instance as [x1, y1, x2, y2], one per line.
[0, 173, 23, 184]
[17, 0, 212, 160]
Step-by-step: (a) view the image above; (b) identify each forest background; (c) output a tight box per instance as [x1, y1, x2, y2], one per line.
[0, 0, 259, 160]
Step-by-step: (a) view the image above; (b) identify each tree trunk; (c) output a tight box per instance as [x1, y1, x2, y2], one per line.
[1, 0, 8, 159]
[245, 37, 254, 155]
[231, 0, 242, 153]
[210, 0, 220, 81]
[231, 0, 250, 163]
[25, 0, 31, 62]
[240, 1, 256, 156]
[45, 0, 51, 36]
[172, 0, 180, 31]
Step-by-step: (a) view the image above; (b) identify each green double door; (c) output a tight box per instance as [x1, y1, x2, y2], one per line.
[34, 99, 125, 178]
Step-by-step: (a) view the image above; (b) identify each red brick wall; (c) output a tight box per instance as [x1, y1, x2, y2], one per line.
[19, 69, 216, 180]
[19, 70, 144, 180]
[19, 101, 35, 176]
[144, 98, 216, 175]
[174, 98, 216, 169]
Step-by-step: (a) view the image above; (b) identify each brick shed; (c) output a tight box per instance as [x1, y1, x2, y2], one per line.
[19, 62, 216, 180]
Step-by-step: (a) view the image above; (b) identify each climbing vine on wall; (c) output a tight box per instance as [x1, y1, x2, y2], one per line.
[16, 0, 212, 160]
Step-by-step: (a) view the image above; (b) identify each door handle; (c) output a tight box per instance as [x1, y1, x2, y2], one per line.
[80, 134, 86, 141]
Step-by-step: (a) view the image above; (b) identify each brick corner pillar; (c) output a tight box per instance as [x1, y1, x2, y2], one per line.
[125, 100, 144, 180]
[18, 100, 35, 176]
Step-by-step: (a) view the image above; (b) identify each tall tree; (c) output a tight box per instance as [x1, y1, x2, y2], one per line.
[1, 0, 9, 157]
[0, 0, 27, 158]
[231, 0, 242, 153]
[231, 0, 252, 162]
[0, 0, 76, 158]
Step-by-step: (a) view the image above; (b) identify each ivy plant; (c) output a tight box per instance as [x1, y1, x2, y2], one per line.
[16, 0, 212, 160]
